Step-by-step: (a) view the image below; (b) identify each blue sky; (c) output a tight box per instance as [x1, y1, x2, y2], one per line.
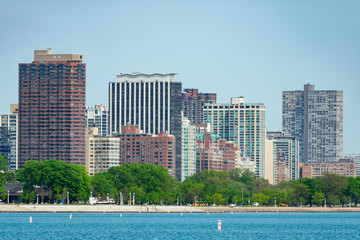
[0, 0, 359, 154]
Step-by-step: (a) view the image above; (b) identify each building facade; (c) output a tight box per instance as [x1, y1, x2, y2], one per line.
[344, 153, 360, 177]
[18, 50, 86, 167]
[267, 131, 300, 184]
[117, 124, 176, 178]
[86, 105, 109, 137]
[0, 104, 18, 170]
[282, 84, 343, 163]
[181, 118, 197, 181]
[182, 89, 216, 124]
[203, 97, 266, 178]
[109, 73, 182, 179]
[85, 129, 120, 176]
[195, 132, 236, 172]
[300, 159, 356, 178]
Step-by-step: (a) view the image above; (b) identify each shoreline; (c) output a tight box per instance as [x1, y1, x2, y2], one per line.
[0, 205, 359, 213]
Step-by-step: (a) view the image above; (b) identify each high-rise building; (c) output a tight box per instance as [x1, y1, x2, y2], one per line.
[181, 118, 196, 181]
[203, 97, 266, 178]
[282, 84, 343, 163]
[0, 104, 19, 170]
[109, 73, 182, 179]
[86, 105, 109, 137]
[182, 89, 216, 124]
[267, 131, 300, 184]
[18, 49, 86, 167]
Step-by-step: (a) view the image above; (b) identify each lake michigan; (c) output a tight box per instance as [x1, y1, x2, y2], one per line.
[1, 212, 359, 239]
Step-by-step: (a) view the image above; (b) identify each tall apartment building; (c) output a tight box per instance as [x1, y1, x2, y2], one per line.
[18, 49, 86, 167]
[267, 131, 300, 184]
[109, 73, 182, 179]
[0, 104, 19, 170]
[181, 118, 197, 181]
[282, 84, 343, 163]
[182, 89, 216, 124]
[203, 97, 266, 178]
[344, 153, 360, 177]
[86, 105, 109, 137]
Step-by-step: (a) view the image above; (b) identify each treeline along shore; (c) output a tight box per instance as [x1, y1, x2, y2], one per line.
[1, 156, 360, 208]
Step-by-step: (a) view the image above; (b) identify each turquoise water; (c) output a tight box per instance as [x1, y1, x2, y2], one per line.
[1, 212, 360, 239]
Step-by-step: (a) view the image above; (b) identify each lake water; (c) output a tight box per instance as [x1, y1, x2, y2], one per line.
[1, 212, 359, 239]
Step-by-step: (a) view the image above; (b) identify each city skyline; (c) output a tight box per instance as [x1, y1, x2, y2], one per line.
[0, 1, 359, 154]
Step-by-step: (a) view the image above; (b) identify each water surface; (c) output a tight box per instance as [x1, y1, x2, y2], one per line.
[1, 212, 359, 239]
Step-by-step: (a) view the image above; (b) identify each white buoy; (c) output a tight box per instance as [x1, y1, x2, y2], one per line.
[30, 216, 32, 223]
[218, 220, 221, 231]
[181, 212, 183, 216]
[70, 214, 72, 220]
[120, 213, 122, 217]
[207, 212, 209, 215]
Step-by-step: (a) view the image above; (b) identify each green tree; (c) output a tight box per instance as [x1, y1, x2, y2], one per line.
[312, 192, 325, 206]
[212, 193, 226, 205]
[299, 177, 322, 206]
[317, 173, 347, 206]
[345, 177, 360, 207]
[91, 172, 117, 200]
[251, 192, 270, 205]
[17, 160, 41, 202]
[17, 159, 91, 203]
[103, 163, 176, 204]
[0, 155, 7, 200]
[5, 171, 19, 183]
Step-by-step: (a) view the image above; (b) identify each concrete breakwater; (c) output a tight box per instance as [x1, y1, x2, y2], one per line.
[0, 204, 359, 213]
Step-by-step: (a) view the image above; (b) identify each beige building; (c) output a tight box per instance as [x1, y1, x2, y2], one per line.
[85, 127, 120, 176]
[300, 159, 356, 178]
[265, 139, 274, 184]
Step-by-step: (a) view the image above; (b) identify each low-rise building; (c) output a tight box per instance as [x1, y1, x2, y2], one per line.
[344, 153, 360, 177]
[300, 159, 356, 178]
[118, 124, 176, 178]
[196, 132, 236, 172]
[85, 124, 176, 178]
[85, 127, 120, 176]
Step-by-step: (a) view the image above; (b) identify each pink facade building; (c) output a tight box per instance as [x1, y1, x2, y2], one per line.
[118, 124, 176, 178]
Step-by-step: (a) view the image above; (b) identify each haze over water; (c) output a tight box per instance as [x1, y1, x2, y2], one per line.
[1, 212, 359, 239]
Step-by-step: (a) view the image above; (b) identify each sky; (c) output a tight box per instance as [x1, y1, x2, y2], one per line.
[0, 0, 359, 154]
